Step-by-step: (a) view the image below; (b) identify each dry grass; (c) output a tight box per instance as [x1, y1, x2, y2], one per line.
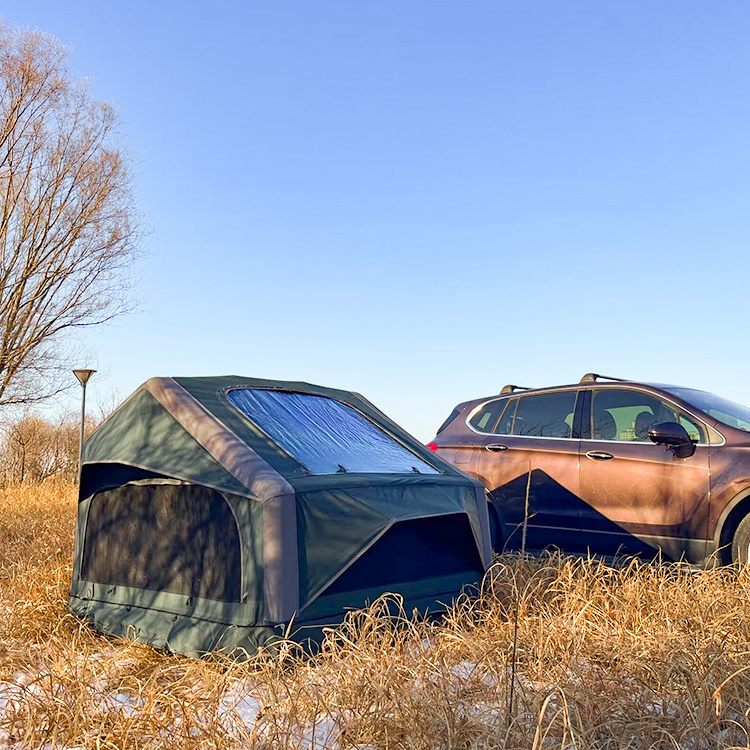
[2, 484, 750, 748]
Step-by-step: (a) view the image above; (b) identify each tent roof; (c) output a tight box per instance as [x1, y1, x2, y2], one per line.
[83, 376, 460, 501]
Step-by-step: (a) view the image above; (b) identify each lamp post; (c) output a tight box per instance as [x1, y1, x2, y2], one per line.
[73, 369, 96, 485]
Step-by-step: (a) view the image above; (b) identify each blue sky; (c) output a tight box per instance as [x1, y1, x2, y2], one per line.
[0, 1, 749, 440]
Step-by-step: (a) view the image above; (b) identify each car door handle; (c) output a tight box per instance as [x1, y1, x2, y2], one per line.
[485, 443, 509, 452]
[585, 450, 614, 461]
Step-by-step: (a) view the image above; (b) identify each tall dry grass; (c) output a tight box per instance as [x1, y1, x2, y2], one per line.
[2, 484, 750, 748]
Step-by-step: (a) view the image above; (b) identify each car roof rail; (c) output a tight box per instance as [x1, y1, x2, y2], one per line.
[500, 384, 532, 394]
[580, 372, 628, 384]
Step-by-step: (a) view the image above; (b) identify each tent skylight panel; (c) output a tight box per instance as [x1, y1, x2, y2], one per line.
[226, 389, 439, 475]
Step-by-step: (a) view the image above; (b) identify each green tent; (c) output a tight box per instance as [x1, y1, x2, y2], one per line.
[68, 376, 491, 657]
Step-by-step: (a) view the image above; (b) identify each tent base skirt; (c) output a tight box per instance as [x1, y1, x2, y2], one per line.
[68, 570, 481, 659]
[68, 595, 281, 660]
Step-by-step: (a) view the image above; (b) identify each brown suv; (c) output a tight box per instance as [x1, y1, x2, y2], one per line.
[428, 374, 750, 566]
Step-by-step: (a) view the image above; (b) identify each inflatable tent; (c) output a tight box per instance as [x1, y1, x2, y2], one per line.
[68, 376, 492, 657]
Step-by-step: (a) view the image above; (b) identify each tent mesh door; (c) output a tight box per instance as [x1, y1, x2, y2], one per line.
[81, 483, 242, 602]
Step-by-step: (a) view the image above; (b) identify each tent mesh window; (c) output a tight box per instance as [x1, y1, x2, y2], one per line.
[81, 483, 242, 602]
[226, 388, 439, 475]
[320, 513, 482, 596]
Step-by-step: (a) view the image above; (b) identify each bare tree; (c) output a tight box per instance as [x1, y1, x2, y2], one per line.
[0, 411, 93, 483]
[0, 23, 140, 407]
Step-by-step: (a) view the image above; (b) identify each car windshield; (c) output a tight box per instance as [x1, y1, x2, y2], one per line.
[664, 388, 750, 433]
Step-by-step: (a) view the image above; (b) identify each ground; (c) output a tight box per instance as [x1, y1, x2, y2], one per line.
[2, 484, 750, 749]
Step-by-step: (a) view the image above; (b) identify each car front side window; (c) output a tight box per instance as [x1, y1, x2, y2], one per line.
[590, 388, 705, 443]
[679, 414, 706, 444]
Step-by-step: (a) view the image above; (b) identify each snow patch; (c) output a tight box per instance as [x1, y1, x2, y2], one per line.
[218, 680, 262, 733]
[299, 715, 342, 750]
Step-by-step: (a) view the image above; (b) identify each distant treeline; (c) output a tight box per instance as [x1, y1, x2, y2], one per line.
[0, 413, 100, 485]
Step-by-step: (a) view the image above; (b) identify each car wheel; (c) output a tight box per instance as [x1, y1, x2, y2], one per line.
[731, 514, 750, 565]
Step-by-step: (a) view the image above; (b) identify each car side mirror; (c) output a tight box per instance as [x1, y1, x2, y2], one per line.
[648, 421, 696, 458]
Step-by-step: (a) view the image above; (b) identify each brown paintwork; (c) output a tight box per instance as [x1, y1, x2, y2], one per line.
[705, 440, 750, 543]
[477, 435, 580, 541]
[432, 379, 750, 566]
[577, 438, 709, 561]
[578, 441, 709, 531]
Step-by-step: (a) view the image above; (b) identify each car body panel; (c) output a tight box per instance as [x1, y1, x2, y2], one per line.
[478, 434, 581, 551]
[578, 439, 709, 561]
[706, 439, 750, 543]
[431, 377, 750, 566]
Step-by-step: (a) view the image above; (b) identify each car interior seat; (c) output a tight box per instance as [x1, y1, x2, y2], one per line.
[542, 419, 572, 438]
[593, 410, 617, 440]
[634, 410, 657, 441]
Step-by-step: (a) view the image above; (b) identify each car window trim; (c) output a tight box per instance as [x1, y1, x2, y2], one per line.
[466, 383, 727, 447]
[465, 384, 724, 445]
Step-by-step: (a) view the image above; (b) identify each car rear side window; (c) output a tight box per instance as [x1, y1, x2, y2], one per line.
[512, 392, 576, 438]
[468, 398, 509, 434]
[496, 399, 517, 435]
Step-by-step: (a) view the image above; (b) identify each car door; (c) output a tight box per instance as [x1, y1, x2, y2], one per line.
[474, 389, 583, 552]
[577, 387, 710, 562]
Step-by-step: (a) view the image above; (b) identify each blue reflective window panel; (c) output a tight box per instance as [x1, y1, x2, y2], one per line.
[226, 389, 439, 475]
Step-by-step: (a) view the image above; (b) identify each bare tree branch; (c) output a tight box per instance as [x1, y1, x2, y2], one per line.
[0, 24, 140, 407]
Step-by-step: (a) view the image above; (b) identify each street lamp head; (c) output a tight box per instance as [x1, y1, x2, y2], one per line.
[73, 369, 96, 386]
